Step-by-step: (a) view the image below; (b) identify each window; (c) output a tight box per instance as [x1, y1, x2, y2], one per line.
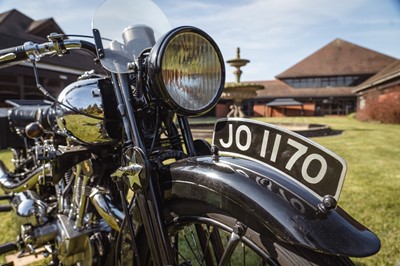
[283, 75, 367, 88]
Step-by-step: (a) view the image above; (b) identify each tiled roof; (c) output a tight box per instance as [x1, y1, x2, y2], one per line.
[0, 9, 100, 72]
[253, 79, 355, 99]
[0, 9, 12, 23]
[266, 98, 303, 106]
[276, 38, 397, 78]
[27, 18, 64, 37]
[0, 9, 28, 24]
[354, 60, 400, 93]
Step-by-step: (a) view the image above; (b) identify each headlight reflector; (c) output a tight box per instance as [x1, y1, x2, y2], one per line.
[149, 26, 225, 116]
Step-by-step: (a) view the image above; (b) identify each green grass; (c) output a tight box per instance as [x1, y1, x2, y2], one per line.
[0, 149, 18, 264]
[254, 116, 400, 266]
[0, 116, 399, 265]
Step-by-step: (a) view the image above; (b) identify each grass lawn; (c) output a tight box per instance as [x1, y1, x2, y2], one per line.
[0, 116, 399, 265]
[0, 150, 18, 264]
[253, 116, 400, 266]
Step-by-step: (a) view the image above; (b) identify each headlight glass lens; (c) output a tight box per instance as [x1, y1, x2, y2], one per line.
[161, 32, 222, 112]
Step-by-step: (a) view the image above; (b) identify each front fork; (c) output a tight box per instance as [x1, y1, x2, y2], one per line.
[114, 147, 177, 265]
[111, 72, 177, 265]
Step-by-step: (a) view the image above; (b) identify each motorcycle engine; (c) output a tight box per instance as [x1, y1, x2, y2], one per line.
[12, 190, 111, 265]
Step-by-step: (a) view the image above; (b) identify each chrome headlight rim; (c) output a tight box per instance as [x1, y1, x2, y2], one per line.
[148, 26, 225, 116]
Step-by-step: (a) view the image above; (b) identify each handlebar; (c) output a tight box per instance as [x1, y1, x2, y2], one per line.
[8, 105, 53, 131]
[0, 33, 97, 68]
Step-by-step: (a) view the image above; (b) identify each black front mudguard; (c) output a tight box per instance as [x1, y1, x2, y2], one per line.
[164, 155, 380, 257]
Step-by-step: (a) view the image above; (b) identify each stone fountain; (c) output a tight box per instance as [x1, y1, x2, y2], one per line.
[190, 49, 334, 138]
[222, 47, 263, 117]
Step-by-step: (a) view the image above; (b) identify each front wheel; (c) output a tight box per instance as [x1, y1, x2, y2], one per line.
[120, 199, 353, 266]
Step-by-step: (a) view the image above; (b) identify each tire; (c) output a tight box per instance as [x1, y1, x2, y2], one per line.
[119, 198, 354, 266]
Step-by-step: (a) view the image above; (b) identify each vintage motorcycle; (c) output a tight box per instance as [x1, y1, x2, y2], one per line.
[0, 0, 380, 265]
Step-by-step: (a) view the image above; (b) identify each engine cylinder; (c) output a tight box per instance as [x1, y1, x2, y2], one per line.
[11, 190, 48, 227]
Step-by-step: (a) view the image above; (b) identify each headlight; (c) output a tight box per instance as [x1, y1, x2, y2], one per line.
[148, 26, 225, 116]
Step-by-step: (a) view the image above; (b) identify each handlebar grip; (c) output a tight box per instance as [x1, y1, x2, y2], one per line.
[0, 39, 98, 68]
[8, 106, 40, 129]
[0, 45, 28, 67]
[8, 105, 52, 131]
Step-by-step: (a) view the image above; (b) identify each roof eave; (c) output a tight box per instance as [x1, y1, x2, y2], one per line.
[353, 71, 400, 93]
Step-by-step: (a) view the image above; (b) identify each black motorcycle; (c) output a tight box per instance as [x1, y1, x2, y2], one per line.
[0, 0, 380, 265]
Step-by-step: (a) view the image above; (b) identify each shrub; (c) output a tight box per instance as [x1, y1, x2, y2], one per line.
[356, 91, 400, 123]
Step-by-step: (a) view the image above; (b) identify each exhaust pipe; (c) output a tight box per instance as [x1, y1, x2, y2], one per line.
[90, 188, 124, 231]
[0, 242, 18, 255]
[0, 205, 12, 212]
[0, 160, 51, 194]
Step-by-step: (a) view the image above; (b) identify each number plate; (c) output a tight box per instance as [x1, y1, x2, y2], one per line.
[212, 118, 347, 200]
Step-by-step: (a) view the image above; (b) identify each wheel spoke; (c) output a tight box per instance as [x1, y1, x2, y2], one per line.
[195, 224, 214, 265]
[183, 229, 202, 265]
[210, 226, 224, 262]
[242, 243, 245, 266]
[218, 223, 247, 266]
[172, 234, 190, 264]
[189, 225, 204, 263]
[159, 217, 272, 266]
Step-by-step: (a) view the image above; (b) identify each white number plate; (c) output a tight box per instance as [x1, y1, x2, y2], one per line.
[212, 118, 347, 200]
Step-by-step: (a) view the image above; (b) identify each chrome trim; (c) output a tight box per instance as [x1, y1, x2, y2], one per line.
[0, 53, 16, 62]
[56, 78, 114, 145]
[0, 161, 51, 193]
[23, 40, 84, 62]
[90, 188, 124, 231]
[11, 191, 48, 228]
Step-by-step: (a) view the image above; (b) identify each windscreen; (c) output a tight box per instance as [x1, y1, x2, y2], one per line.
[92, 0, 172, 73]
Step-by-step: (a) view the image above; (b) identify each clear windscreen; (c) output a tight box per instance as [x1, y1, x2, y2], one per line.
[92, 0, 172, 73]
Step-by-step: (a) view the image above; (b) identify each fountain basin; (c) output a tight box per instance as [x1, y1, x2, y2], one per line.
[222, 82, 264, 117]
[222, 82, 264, 99]
[189, 120, 341, 139]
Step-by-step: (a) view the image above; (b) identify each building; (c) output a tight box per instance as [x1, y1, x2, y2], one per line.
[250, 38, 397, 117]
[0, 9, 101, 107]
[353, 59, 400, 123]
[1, 10, 398, 119]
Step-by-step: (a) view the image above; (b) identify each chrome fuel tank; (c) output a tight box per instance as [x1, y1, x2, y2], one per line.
[56, 78, 120, 145]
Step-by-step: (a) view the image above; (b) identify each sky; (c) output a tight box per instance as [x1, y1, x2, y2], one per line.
[0, 0, 399, 82]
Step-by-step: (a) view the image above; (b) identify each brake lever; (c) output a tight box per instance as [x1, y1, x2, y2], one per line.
[0, 53, 16, 62]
